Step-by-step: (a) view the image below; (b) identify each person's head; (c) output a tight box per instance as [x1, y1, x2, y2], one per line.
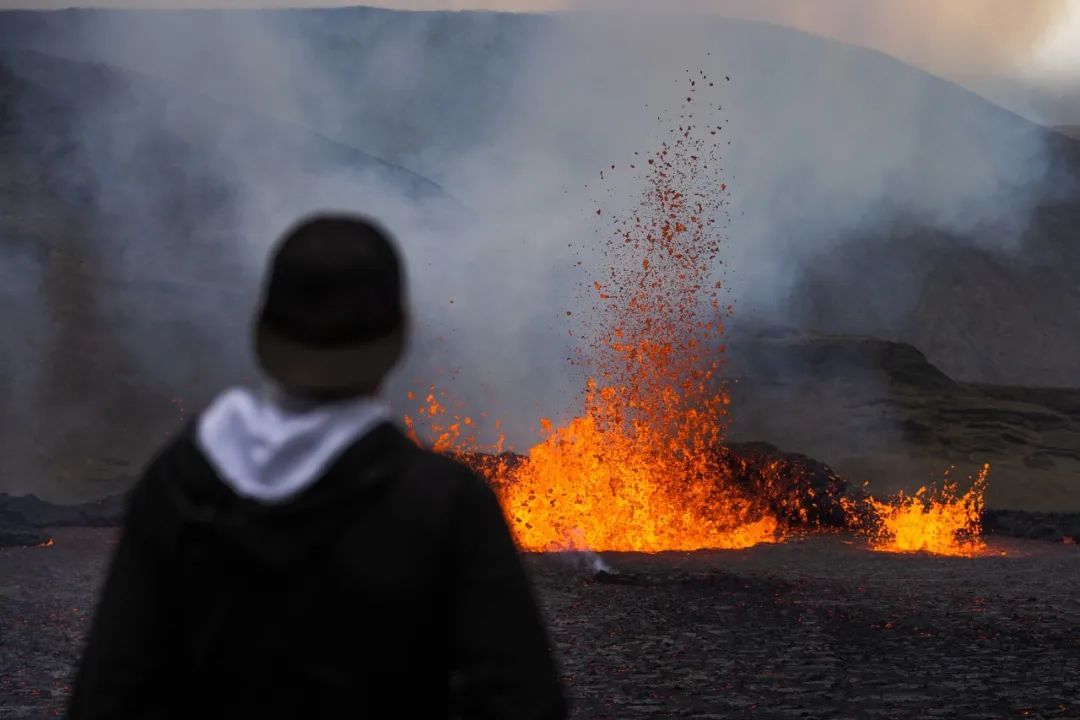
[254, 213, 407, 401]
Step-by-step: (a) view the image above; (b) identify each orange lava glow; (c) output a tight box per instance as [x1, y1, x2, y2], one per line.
[411, 75, 783, 552]
[844, 465, 991, 557]
[488, 382, 781, 552]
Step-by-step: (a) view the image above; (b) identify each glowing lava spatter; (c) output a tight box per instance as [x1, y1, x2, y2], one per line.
[412, 74, 782, 552]
[844, 465, 991, 557]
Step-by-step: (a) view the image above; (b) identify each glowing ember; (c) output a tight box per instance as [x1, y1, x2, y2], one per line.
[843, 465, 991, 557]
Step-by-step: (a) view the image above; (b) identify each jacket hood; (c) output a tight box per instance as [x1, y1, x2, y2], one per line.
[174, 386, 405, 570]
[196, 386, 393, 506]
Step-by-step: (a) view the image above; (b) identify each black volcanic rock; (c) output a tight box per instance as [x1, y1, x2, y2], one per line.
[591, 570, 647, 586]
[719, 442, 851, 528]
[981, 509, 1080, 545]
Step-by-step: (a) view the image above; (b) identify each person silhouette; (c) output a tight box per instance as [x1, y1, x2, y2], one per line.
[68, 213, 568, 720]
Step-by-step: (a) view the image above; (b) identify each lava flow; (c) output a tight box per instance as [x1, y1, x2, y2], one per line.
[409, 73, 992, 557]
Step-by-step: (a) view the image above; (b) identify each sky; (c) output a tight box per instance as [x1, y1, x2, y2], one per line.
[1, 0, 1079, 84]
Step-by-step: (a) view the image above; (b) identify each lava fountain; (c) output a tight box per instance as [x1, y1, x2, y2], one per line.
[408, 72, 992, 557]
[412, 75, 783, 552]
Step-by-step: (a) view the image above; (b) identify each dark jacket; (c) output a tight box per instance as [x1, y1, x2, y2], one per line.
[68, 421, 567, 720]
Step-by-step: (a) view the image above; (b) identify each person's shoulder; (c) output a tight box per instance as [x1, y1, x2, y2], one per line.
[405, 443, 485, 488]
[144, 422, 204, 476]
[107, 425, 206, 537]
[413, 442, 468, 471]
[388, 439, 496, 509]
[131, 422, 218, 505]
[423, 451, 510, 523]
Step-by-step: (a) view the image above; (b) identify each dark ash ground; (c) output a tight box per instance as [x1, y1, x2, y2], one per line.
[1, 529, 1077, 719]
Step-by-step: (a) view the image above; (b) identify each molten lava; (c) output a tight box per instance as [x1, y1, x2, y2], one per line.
[844, 465, 991, 557]
[490, 383, 781, 552]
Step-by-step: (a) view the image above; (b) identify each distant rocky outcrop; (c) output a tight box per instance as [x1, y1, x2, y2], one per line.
[982, 509, 1080, 545]
[726, 324, 1080, 514]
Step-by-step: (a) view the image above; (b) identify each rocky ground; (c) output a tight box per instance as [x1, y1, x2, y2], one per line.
[1, 528, 1077, 719]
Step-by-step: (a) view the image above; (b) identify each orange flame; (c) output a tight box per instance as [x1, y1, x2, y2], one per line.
[843, 464, 991, 556]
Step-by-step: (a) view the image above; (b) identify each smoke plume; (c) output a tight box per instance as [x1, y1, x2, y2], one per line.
[0, 6, 1073, 501]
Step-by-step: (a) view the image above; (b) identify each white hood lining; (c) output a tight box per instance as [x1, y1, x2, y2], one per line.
[196, 387, 392, 505]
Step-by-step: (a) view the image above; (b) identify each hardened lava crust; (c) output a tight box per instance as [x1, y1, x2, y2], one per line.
[1, 528, 1078, 719]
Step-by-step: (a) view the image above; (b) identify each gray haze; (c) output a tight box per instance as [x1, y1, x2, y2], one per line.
[0, 6, 1076, 500]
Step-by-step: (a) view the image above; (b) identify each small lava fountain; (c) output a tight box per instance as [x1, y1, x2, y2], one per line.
[845, 465, 992, 557]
